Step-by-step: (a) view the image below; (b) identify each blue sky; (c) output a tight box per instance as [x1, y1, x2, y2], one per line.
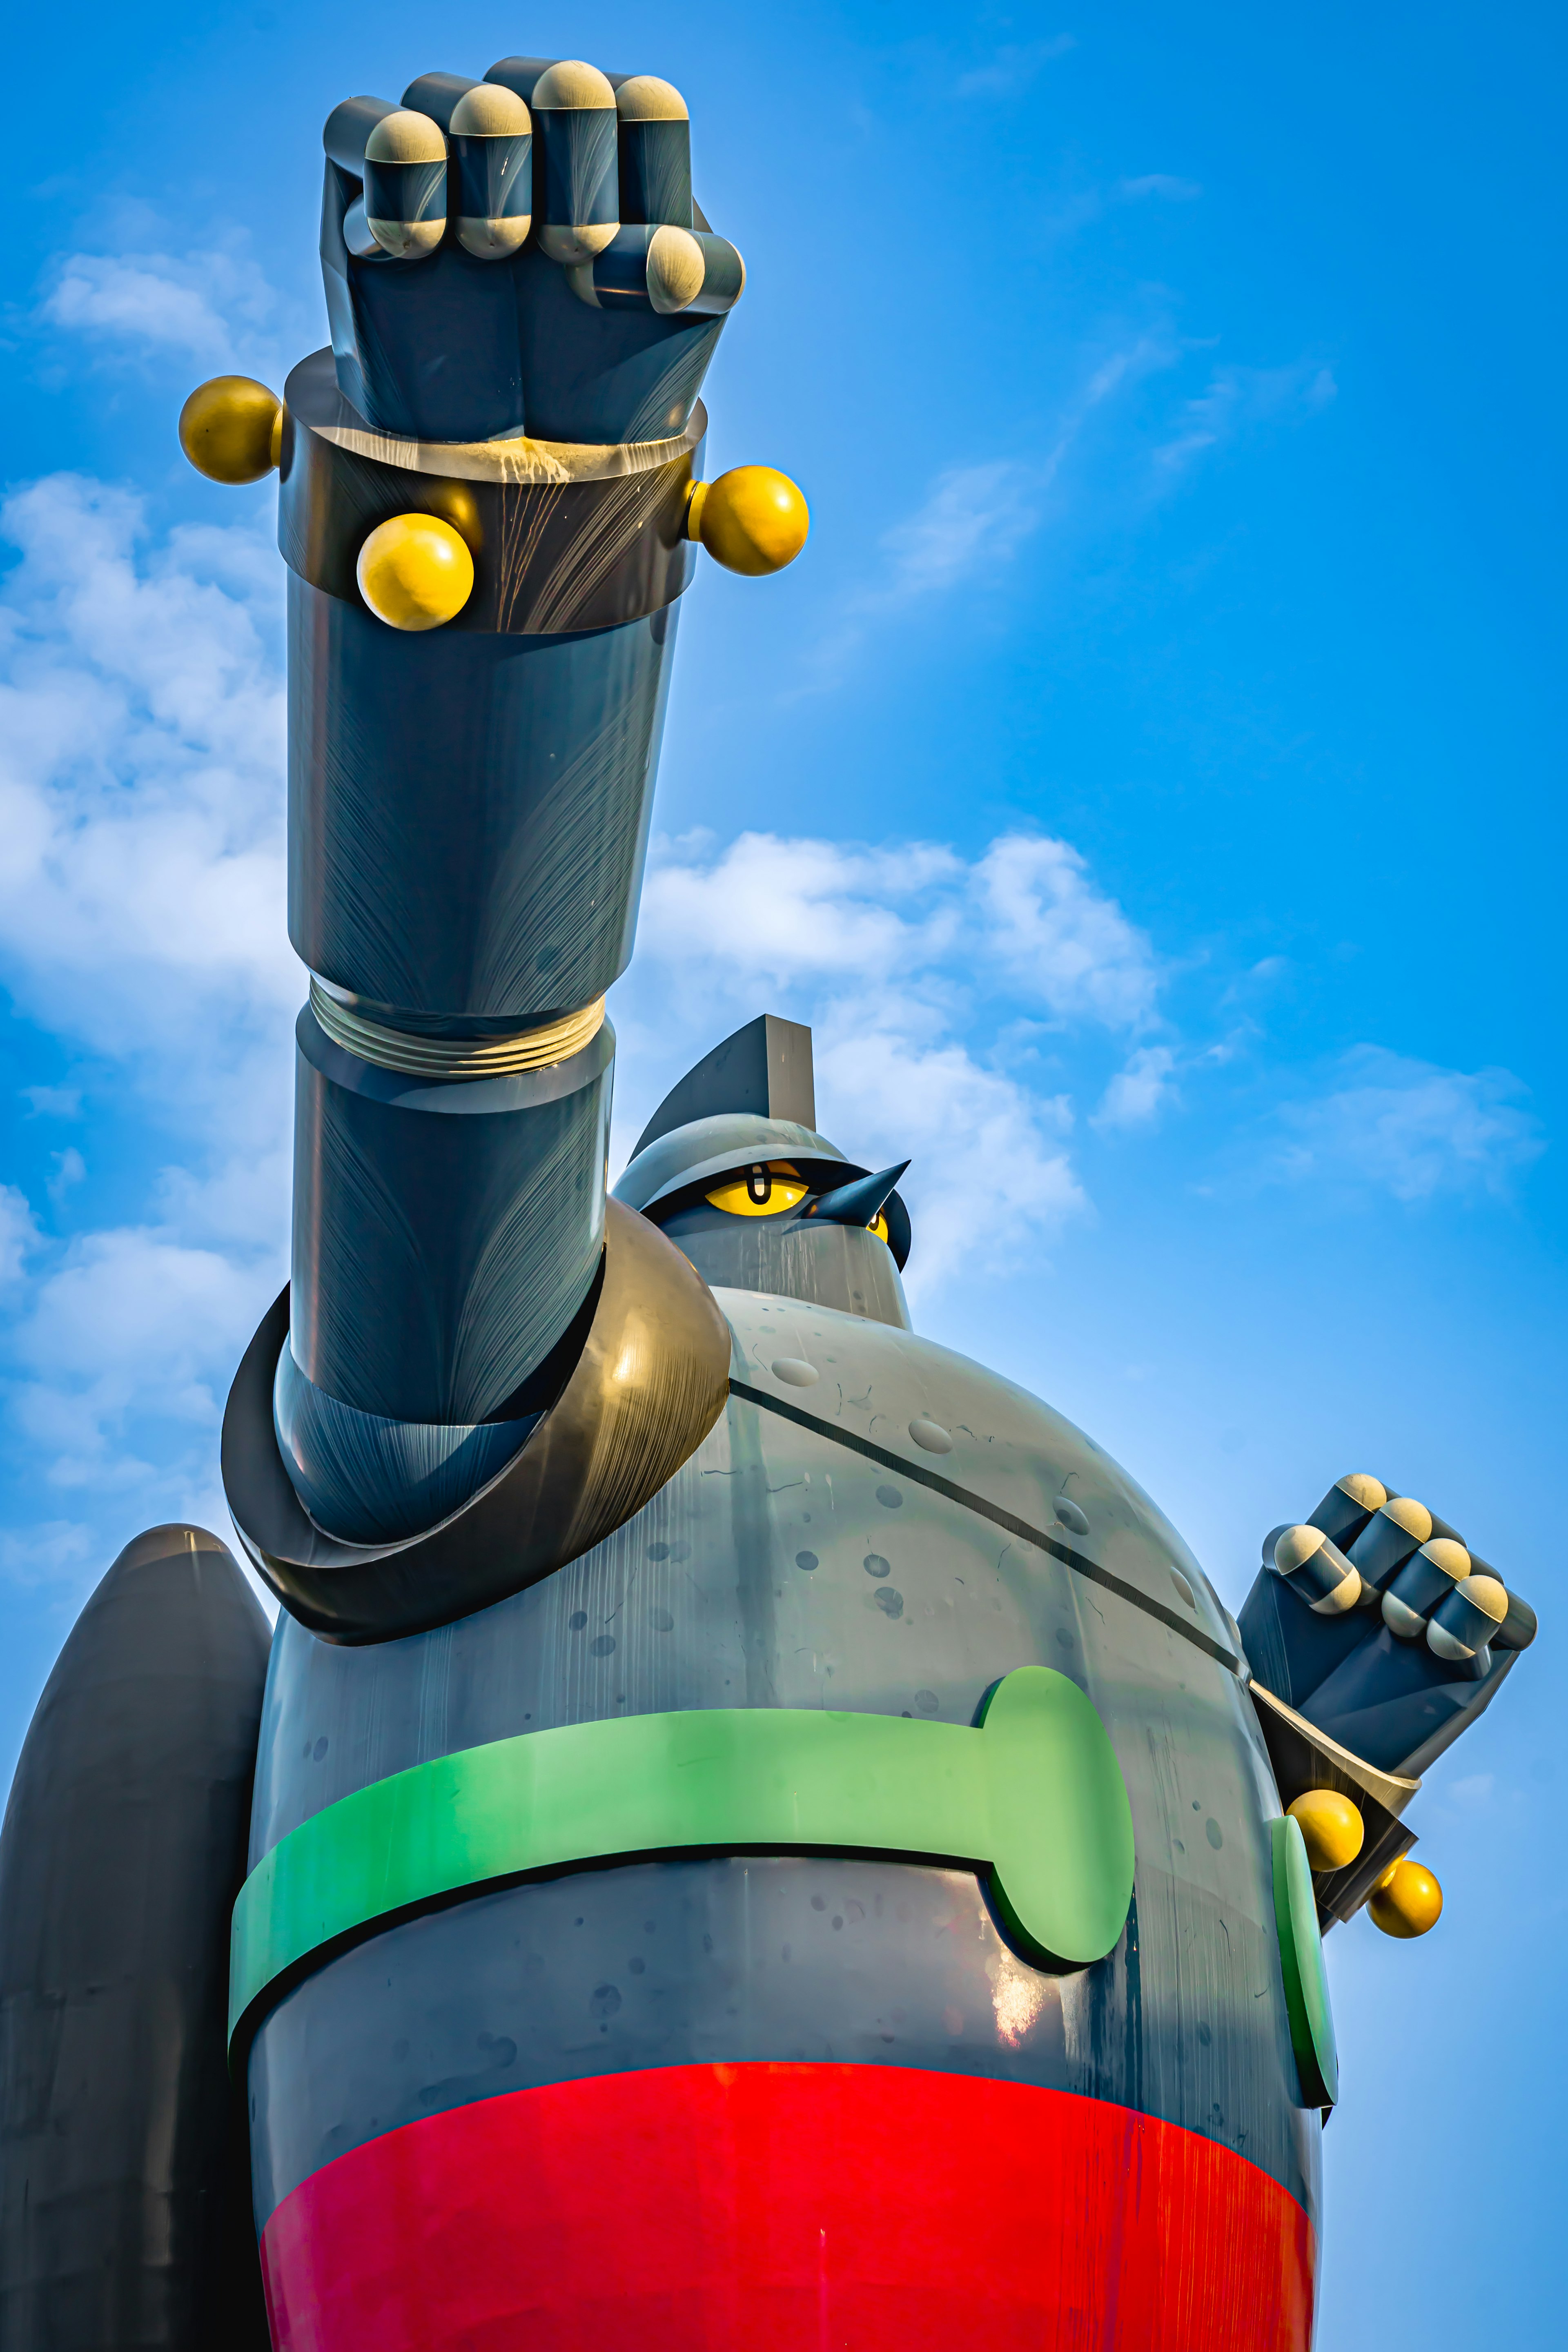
[1, 3, 1562, 2337]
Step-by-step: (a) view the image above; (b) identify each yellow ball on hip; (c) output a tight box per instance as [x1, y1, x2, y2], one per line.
[1368, 1857, 1443, 1939]
[356, 515, 476, 632]
[687, 466, 809, 575]
[178, 376, 282, 484]
[1286, 1788, 1365, 1872]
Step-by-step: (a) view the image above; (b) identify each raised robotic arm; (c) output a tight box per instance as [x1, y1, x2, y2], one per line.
[189, 51, 807, 1638]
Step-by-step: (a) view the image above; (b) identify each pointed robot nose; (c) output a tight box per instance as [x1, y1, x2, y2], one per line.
[801, 1161, 911, 1230]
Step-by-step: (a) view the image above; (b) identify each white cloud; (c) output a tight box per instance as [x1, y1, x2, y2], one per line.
[873, 463, 1040, 604]
[1156, 359, 1337, 474]
[815, 1015, 1085, 1295]
[833, 341, 1329, 645]
[21, 1085, 82, 1119]
[637, 828, 1159, 1035]
[41, 243, 285, 376]
[1094, 1044, 1179, 1131]
[0, 474, 294, 1055]
[1274, 1047, 1544, 1202]
[802, 339, 1181, 688]
[46, 1148, 86, 1206]
[1443, 1771, 1497, 1814]
[0, 474, 293, 1532]
[861, 342, 1171, 612]
[638, 830, 961, 991]
[620, 822, 1164, 1290]
[975, 836, 1161, 1028]
[1041, 175, 1200, 249]
[955, 35, 1075, 98]
[786, 247, 1332, 703]
[0, 1518, 97, 1592]
[12, 1225, 265, 1484]
[0, 1186, 40, 1286]
[1116, 174, 1202, 203]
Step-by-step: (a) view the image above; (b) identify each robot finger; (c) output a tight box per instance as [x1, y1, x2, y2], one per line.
[1381, 1536, 1470, 1638]
[323, 94, 399, 174]
[1305, 1471, 1386, 1551]
[400, 70, 480, 122]
[566, 225, 744, 315]
[1428, 1572, 1508, 1664]
[323, 97, 447, 262]
[616, 76, 694, 228]
[499, 58, 619, 265]
[1463, 1559, 1537, 1653]
[484, 55, 557, 102]
[323, 98, 394, 256]
[1343, 1492, 1431, 1599]
[451, 86, 533, 258]
[1266, 1523, 1362, 1614]
[682, 231, 745, 312]
[398, 73, 537, 263]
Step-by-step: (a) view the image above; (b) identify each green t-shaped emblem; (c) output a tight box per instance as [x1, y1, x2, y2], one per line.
[229, 1666, 1135, 2049]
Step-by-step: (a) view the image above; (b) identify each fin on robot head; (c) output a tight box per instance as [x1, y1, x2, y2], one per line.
[614, 1014, 914, 1325]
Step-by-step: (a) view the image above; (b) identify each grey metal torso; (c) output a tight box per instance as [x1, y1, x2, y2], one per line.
[245, 1290, 1317, 2236]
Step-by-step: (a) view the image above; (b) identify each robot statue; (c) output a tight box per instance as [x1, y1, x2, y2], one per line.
[0, 48, 1537, 2352]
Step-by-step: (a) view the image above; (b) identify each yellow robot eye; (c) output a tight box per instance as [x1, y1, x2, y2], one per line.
[870, 1210, 890, 1244]
[705, 1160, 809, 1217]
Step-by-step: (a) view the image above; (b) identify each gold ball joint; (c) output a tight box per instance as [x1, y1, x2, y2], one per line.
[686, 467, 809, 575]
[1287, 1789, 1365, 1873]
[1369, 1856, 1443, 1940]
[356, 514, 475, 631]
[178, 376, 283, 484]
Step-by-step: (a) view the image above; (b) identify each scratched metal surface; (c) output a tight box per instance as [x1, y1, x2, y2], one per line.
[251, 1289, 1245, 1848]
[247, 1287, 1319, 2228]
[247, 1852, 1315, 2230]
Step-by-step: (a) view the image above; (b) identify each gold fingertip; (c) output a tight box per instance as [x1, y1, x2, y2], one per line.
[537, 221, 619, 265]
[367, 216, 445, 261]
[615, 74, 690, 120]
[646, 225, 706, 313]
[457, 216, 532, 260]
[532, 60, 616, 110]
[450, 84, 531, 136]
[364, 108, 447, 164]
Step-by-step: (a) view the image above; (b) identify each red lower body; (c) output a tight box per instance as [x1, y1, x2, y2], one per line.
[261, 2062, 1314, 2351]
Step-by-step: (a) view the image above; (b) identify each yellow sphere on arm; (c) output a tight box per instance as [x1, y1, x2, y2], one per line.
[356, 515, 476, 632]
[178, 376, 283, 484]
[687, 466, 809, 575]
[1368, 1856, 1443, 1939]
[1287, 1788, 1365, 1873]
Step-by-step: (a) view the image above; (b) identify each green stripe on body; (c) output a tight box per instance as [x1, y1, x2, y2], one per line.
[1271, 1813, 1340, 2109]
[230, 1666, 1133, 2049]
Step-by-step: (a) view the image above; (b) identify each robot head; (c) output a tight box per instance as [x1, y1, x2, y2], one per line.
[612, 1015, 913, 1326]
